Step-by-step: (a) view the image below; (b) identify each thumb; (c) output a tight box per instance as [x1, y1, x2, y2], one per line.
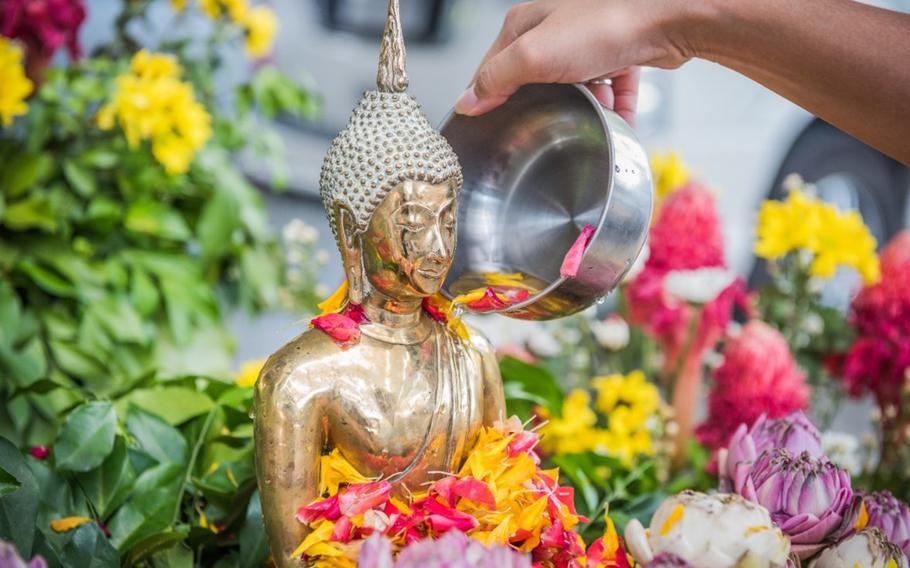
[456, 34, 548, 116]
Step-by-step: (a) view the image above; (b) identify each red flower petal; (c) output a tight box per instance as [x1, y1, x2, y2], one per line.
[431, 475, 458, 506]
[296, 495, 341, 523]
[560, 224, 596, 278]
[311, 312, 362, 348]
[338, 481, 392, 517]
[422, 297, 449, 323]
[331, 516, 354, 543]
[343, 303, 369, 325]
[421, 497, 479, 533]
[507, 431, 539, 457]
[452, 477, 496, 508]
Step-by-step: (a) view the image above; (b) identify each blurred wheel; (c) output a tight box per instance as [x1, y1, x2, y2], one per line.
[748, 120, 910, 308]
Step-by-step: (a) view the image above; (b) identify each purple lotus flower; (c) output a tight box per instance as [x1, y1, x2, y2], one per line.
[358, 531, 531, 568]
[719, 411, 824, 492]
[736, 448, 862, 560]
[861, 491, 910, 557]
[645, 553, 693, 567]
[0, 541, 47, 568]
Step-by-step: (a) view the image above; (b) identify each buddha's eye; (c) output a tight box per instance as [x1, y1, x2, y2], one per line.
[395, 206, 425, 232]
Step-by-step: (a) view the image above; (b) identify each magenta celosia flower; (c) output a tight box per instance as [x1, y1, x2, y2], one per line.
[861, 490, 910, 557]
[358, 531, 531, 568]
[696, 321, 810, 452]
[718, 411, 824, 492]
[843, 231, 910, 407]
[737, 449, 862, 560]
[627, 184, 744, 370]
[0, 0, 85, 60]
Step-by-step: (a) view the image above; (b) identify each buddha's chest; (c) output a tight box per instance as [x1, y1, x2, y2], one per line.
[327, 334, 485, 485]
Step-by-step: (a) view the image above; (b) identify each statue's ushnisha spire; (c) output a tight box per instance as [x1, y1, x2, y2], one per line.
[377, 0, 408, 92]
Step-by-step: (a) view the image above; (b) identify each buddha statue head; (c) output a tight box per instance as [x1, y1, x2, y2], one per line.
[319, 0, 462, 306]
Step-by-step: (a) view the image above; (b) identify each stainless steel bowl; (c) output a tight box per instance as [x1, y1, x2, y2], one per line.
[439, 83, 653, 320]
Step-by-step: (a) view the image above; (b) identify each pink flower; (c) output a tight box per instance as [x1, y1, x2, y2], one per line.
[296, 495, 341, 523]
[626, 184, 742, 371]
[843, 231, 910, 407]
[418, 497, 478, 533]
[560, 224, 596, 278]
[1, 0, 85, 59]
[697, 321, 810, 452]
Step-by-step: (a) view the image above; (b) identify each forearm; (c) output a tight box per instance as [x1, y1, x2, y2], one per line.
[683, 0, 910, 164]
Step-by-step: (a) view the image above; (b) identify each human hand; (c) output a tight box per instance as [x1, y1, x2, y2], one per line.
[455, 0, 695, 123]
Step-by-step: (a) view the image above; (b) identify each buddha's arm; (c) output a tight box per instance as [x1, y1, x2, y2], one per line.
[471, 332, 506, 424]
[254, 358, 326, 568]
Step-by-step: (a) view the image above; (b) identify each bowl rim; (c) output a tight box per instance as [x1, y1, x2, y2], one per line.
[438, 82, 618, 314]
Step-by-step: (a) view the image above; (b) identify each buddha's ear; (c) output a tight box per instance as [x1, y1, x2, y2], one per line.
[336, 205, 364, 304]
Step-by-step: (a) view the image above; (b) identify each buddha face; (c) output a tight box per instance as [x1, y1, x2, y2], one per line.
[360, 179, 457, 299]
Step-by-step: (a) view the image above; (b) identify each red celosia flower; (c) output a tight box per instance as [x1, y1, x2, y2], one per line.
[843, 231, 910, 407]
[696, 321, 810, 452]
[626, 184, 743, 370]
[1, 0, 85, 59]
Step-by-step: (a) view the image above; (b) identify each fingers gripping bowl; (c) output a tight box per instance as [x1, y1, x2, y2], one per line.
[440, 83, 654, 320]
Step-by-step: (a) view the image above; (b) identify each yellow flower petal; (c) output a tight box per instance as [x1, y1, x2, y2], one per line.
[236, 359, 266, 388]
[317, 281, 349, 315]
[660, 504, 685, 536]
[50, 517, 92, 533]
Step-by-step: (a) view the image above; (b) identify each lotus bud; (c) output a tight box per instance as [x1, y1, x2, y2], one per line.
[862, 491, 910, 558]
[623, 491, 791, 568]
[809, 527, 908, 568]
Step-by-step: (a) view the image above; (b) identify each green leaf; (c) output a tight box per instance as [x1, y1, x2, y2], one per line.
[83, 197, 121, 232]
[0, 437, 39, 558]
[49, 340, 106, 381]
[3, 193, 58, 232]
[148, 542, 193, 568]
[81, 148, 119, 169]
[0, 340, 46, 388]
[122, 529, 189, 567]
[499, 356, 564, 415]
[62, 159, 97, 197]
[197, 190, 238, 265]
[18, 260, 76, 297]
[0, 151, 53, 197]
[130, 267, 160, 317]
[120, 387, 214, 426]
[54, 401, 118, 473]
[107, 487, 179, 552]
[126, 405, 188, 465]
[59, 522, 120, 568]
[0, 465, 21, 497]
[73, 437, 135, 519]
[91, 296, 148, 345]
[240, 248, 280, 306]
[238, 492, 268, 568]
[125, 201, 192, 241]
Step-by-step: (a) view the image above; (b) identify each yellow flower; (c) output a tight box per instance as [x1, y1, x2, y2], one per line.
[235, 359, 266, 388]
[650, 151, 690, 202]
[98, 50, 212, 175]
[592, 370, 660, 430]
[0, 38, 33, 127]
[240, 5, 278, 58]
[539, 389, 603, 455]
[755, 187, 880, 284]
[170, 0, 188, 11]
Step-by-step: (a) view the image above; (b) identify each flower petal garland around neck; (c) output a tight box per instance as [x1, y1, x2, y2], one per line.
[290, 419, 628, 568]
[310, 302, 369, 349]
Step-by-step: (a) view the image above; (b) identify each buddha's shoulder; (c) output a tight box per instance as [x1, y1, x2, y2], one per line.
[256, 329, 363, 398]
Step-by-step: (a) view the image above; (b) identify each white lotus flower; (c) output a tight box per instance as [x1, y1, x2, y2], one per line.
[590, 315, 630, 351]
[821, 431, 862, 476]
[663, 268, 737, 305]
[810, 528, 908, 568]
[624, 491, 791, 568]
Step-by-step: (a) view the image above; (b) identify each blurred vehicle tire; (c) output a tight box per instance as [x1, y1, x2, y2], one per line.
[749, 120, 910, 294]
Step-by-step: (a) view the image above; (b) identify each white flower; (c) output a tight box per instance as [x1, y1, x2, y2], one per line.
[526, 330, 561, 358]
[663, 267, 737, 305]
[624, 491, 791, 568]
[315, 250, 330, 264]
[623, 243, 650, 283]
[803, 312, 825, 335]
[821, 431, 862, 476]
[282, 219, 319, 245]
[810, 528, 908, 568]
[314, 283, 330, 298]
[590, 315, 630, 351]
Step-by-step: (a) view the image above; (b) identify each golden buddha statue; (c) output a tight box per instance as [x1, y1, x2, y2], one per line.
[253, 1, 506, 564]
